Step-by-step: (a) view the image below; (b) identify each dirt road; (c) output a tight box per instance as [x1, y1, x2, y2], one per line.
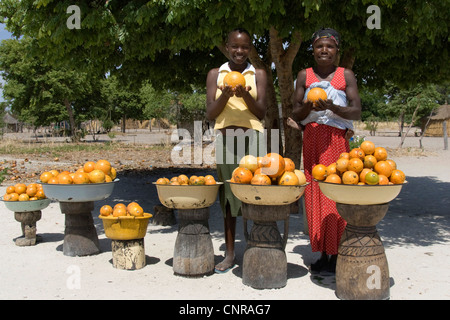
[0, 130, 449, 301]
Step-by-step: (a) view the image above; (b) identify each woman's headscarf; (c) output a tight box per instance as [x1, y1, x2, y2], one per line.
[311, 28, 341, 48]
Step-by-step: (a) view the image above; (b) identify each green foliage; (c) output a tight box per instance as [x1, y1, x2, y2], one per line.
[1, 0, 449, 149]
[349, 135, 365, 149]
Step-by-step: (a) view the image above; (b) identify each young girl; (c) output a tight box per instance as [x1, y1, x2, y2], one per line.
[291, 28, 361, 274]
[206, 28, 267, 273]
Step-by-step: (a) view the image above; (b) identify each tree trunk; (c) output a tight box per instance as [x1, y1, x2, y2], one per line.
[269, 27, 302, 166]
[64, 98, 79, 142]
[399, 102, 420, 148]
[122, 114, 126, 133]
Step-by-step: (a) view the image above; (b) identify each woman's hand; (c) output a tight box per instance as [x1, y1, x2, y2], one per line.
[313, 98, 334, 111]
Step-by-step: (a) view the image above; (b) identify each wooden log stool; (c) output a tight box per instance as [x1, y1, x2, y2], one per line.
[152, 205, 176, 226]
[14, 211, 42, 246]
[242, 203, 290, 289]
[335, 203, 390, 300]
[173, 208, 214, 277]
[111, 239, 146, 270]
[59, 201, 100, 257]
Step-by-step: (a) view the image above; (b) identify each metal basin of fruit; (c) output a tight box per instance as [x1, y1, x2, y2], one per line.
[99, 213, 153, 240]
[228, 180, 308, 206]
[1, 198, 52, 212]
[40, 179, 119, 202]
[153, 182, 223, 209]
[316, 180, 406, 205]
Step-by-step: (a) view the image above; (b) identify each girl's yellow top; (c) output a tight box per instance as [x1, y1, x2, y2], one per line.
[214, 62, 264, 133]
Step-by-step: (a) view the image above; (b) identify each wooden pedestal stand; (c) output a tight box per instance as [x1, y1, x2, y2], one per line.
[173, 208, 214, 277]
[59, 201, 100, 257]
[335, 203, 390, 300]
[14, 211, 42, 246]
[242, 202, 290, 289]
[111, 239, 146, 270]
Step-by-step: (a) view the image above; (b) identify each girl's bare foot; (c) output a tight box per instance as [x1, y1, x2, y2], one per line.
[214, 254, 236, 273]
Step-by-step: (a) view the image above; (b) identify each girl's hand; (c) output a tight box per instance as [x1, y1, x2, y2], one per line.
[234, 85, 251, 98]
[218, 85, 234, 98]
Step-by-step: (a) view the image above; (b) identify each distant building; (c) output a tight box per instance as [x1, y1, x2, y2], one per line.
[424, 105, 450, 137]
[2, 112, 22, 133]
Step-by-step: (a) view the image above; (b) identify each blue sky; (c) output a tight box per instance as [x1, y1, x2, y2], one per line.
[0, 23, 13, 103]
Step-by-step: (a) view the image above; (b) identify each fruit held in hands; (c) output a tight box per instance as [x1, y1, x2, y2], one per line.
[307, 87, 327, 106]
[223, 71, 246, 89]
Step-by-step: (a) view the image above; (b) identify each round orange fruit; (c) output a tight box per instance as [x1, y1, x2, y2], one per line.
[390, 170, 405, 184]
[359, 168, 373, 184]
[386, 159, 397, 170]
[40, 171, 53, 183]
[338, 152, 350, 160]
[156, 177, 169, 185]
[278, 171, 299, 185]
[26, 184, 38, 197]
[58, 173, 73, 184]
[113, 206, 127, 217]
[204, 175, 217, 185]
[251, 173, 272, 185]
[327, 163, 337, 176]
[83, 161, 96, 173]
[239, 155, 259, 173]
[73, 172, 90, 184]
[378, 174, 389, 185]
[232, 167, 253, 184]
[14, 183, 27, 195]
[18, 193, 30, 201]
[284, 158, 296, 172]
[95, 160, 112, 176]
[100, 205, 113, 216]
[374, 160, 393, 178]
[261, 153, 285, 179]
[373, 147, 388, 161]
[336, 158, 349, 173]
[294, 169, 307, 185]
[342, 171, 359, 184]
[307, 87, 327, 105]
[312, 164, 328, 181]
[88, 169, 106, 183]
[360, 140, 375, 155]
[223, 71, 246, 89]
[9, 193, 19, 201]
[325, 173, 342, 184]
[363, 155, 377, 169]
[6, 186, 15, 194]
[349, 148, 365, 161]
[127, 203, 144, 217]
[347, 158, 364, 173]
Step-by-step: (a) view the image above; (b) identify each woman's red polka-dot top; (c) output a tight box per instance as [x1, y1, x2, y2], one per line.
[305, 67, 346, 91]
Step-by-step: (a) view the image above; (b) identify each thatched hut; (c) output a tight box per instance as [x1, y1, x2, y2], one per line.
[424, 104, 450, 137]
[2, 113, 21, 133]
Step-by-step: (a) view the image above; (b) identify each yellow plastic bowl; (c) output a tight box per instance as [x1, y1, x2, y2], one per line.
[99, 213, 152, 240]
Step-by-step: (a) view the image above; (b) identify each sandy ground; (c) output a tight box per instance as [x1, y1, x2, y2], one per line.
[0, 131, 449, 302]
